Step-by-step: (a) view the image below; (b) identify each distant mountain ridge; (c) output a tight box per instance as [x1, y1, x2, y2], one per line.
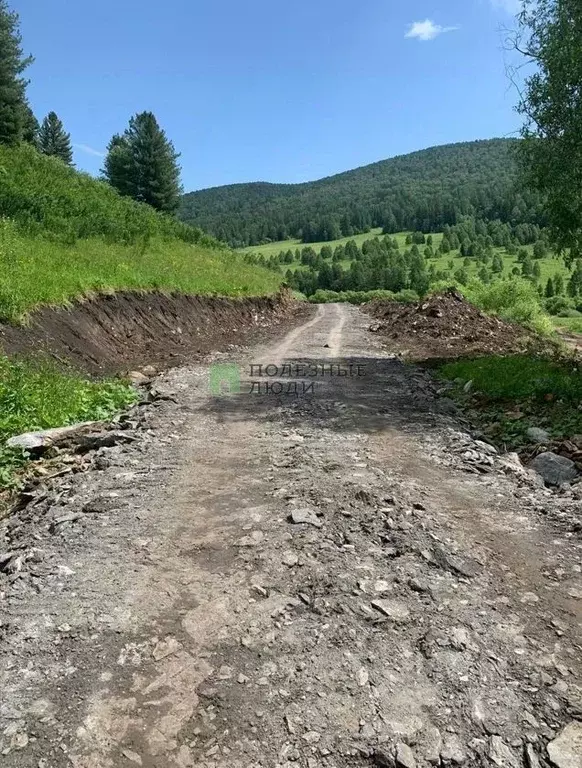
[179, 139, 544, 248]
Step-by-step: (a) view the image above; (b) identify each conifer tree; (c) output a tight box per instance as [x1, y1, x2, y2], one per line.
[0, 0, 35, 145]
[103, 112, 182, 214]
[38, 111, 73, 165]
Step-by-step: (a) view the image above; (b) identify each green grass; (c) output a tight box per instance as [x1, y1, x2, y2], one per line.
[0, 357, 137, 488]
[0, 220, 282, 322]
[439, 354, 582, 448]
[552, 316, 582, 333]
[0, 143, 215, 247]
[239, 228, 385, 258]
[0, 144, 284, 489]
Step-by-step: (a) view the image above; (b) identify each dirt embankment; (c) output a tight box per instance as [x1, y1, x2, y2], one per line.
[0, 289, 307, 376]
[366, 290, 541, 360]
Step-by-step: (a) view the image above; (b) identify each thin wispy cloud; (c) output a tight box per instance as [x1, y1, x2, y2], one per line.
[74, 143, 105, 158]
[405, 19, 459, 42]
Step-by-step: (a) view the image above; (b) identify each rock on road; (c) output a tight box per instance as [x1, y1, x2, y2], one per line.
[1, 303, 582, 768]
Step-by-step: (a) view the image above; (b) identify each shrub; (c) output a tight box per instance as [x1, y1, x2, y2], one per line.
[464, 278, 554, 335]
[545, 295, 573, 315]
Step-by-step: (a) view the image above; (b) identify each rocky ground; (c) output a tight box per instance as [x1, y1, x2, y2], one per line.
[1, 303, 581, 768]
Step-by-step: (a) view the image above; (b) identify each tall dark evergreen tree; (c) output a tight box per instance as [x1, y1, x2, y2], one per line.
[102, 134, 132, 197]
[37, 111, 73, 165]
[103, 112, 182, 214]
[0, 0, 35, 145]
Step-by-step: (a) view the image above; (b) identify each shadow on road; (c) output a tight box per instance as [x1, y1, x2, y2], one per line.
[199, 356, 443, 435]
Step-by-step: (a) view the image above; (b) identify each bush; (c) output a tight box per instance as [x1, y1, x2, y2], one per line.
[463, 278, 554, 335]
[545, 295, 573, 315]
[308, 289, 418, 305]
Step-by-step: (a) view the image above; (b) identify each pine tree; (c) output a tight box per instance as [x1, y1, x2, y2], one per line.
[545, 277, 555, 297]
[37, 111, 73, 165]
[103, 112, 182, 214]
[492, 254, 504, 273]
[102, 134, 133, 197]
[0, 0, 35, 145]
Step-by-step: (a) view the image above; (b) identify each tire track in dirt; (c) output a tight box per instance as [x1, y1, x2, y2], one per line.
[1, 304, 582, 768]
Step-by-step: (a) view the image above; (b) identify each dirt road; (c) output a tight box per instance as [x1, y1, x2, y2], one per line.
[2, 304, 582, 768]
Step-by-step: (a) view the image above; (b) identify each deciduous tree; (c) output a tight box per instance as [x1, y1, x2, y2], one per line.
[516, 0, 582, 261]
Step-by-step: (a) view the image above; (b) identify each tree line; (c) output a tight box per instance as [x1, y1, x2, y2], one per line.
[0, 1, 182, 214]
[246, 214, 582, 313]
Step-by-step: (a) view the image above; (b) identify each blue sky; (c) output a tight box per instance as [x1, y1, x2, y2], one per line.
[14, 0, 523, 191]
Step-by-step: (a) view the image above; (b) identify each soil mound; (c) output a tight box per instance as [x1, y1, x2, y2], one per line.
[0, 288, 304, 376]
[366, 290, 536, 360]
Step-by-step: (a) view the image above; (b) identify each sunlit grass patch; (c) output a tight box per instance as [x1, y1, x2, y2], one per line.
[438, 354, 582, 447]
[0, 356, 137, 487]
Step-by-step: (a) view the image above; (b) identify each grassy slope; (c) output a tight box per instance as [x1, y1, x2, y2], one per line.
[242, 229, 572, 287]
[1, 222, 281, 321]
[0, 144, 281, 489]
[0, 145, 281, 322]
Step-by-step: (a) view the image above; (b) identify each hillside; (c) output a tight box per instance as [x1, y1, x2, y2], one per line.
[179, 139, 545, 247]
[0, 144, 281, 321]
[0, 143, 285, 486]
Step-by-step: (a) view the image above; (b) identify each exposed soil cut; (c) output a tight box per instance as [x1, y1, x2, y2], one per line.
[365, 290, 541, 360]
[0, 288, 308, 376]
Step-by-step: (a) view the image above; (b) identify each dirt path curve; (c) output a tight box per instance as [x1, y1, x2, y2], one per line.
[2, 304, 582, 768]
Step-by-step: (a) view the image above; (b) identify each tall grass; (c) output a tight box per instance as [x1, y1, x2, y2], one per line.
[0, 144, 215, 247]
[0, 219, 282, 321]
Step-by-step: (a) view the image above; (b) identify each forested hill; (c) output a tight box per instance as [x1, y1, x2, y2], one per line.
[179, 139, 544, 248]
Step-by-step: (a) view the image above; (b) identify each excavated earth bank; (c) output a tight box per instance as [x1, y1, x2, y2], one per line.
[365, 292, 543, 361]
[0, 289, 306, 375]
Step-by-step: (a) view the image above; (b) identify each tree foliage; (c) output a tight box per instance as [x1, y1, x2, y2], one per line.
[516, 0, 582, 261]
[103, 112, 182, 214]
[37, 111, 73, 165]
[0, 0, 35, 145]
[180, 140, 545, 247]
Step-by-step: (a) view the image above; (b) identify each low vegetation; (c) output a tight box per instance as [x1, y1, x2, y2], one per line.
[0, 219, 281, 322]
[0, 357, 136, 487]
[439, 354, 582, 449]
[308, 289, 419, 305]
